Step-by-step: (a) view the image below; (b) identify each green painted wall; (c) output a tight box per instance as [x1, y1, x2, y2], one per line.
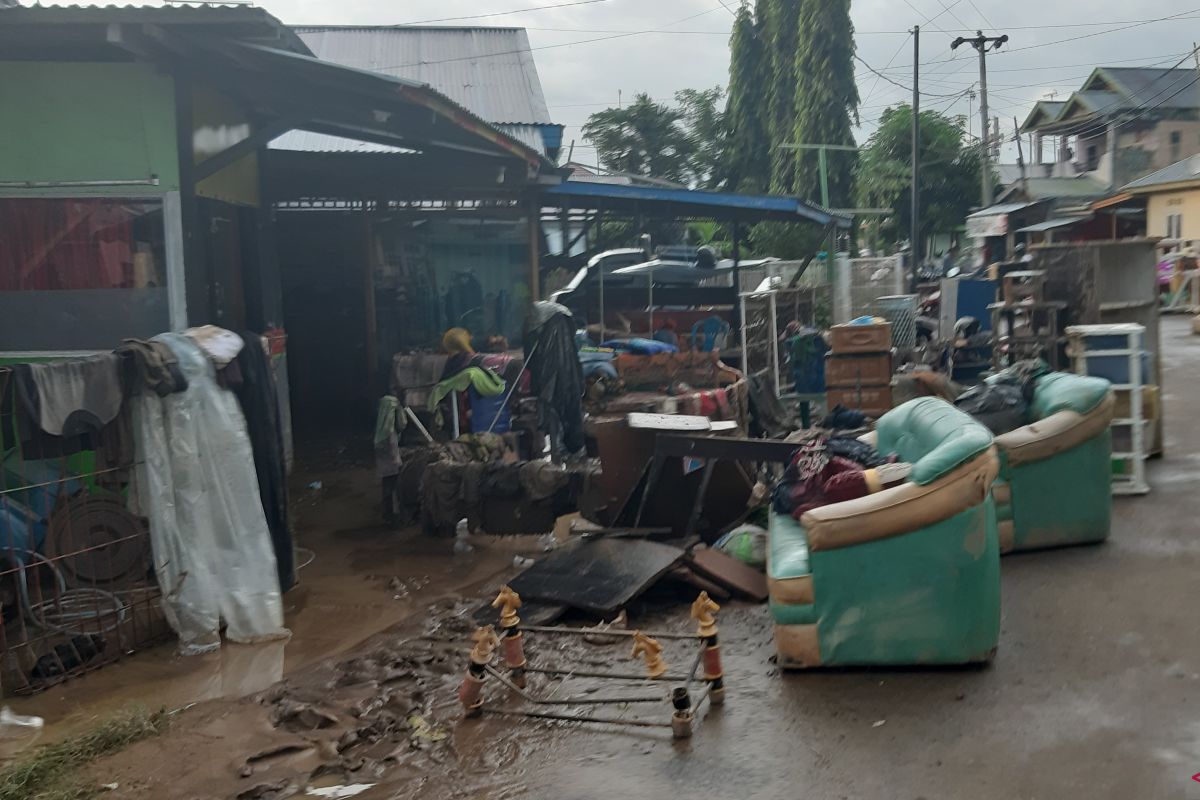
[0, 61, 179, 195]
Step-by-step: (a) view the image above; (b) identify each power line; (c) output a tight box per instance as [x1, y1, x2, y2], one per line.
[528, 15, 1200, 37]
[399, 0, 611, 25]
[874, 9, 1200, 75]
[715, 0, 739, 17]
[366, 5, 729, 70]
[861, 32, 913, 106]
[965, 0, 996, 31]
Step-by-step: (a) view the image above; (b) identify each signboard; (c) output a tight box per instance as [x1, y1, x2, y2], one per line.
[967, 213, 1008, 239]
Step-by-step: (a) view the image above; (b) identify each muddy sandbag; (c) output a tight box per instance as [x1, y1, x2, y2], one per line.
[954, 382, 1027, 435]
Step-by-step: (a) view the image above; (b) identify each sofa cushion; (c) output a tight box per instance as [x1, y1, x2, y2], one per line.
[768, 511, 810, 581]
[876, 398, 993, 485]
[1030, 372, 1111, 421]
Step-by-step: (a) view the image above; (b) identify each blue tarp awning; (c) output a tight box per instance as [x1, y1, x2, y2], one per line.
[542, 181, 851, 228]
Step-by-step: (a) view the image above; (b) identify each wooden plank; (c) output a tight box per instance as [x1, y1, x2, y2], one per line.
[685, 548, 768, 603]
[508, 538, 685, 615]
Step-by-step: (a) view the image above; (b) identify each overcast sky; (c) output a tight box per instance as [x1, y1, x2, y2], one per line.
[56, 0, 1200, 165]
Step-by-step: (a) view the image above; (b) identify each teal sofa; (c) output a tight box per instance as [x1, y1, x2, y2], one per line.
[991, 372, 1114, 553]
[770, 398, 1001, 669]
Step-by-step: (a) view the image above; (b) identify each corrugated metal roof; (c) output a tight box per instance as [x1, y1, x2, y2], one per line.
[292, 26, 552, 124]
[269, 131, 412, 154]
[0, 4, 310, 53]
[1015, 216, 1092, 234]
[1097, 67, 1200, 109]
[967, 201, 1044, 218]
[543, 181, 850, 228]
[1123, 154, 1200, 191]
[493, 124, 547, 156]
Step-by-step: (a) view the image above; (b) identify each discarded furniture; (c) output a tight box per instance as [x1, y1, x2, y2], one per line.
[769, 398, 1001, 669]
[991, 371, 1115, 551]
[1067, 323, 1149, 495]
[825, 320, 893, 418]
[1031, 239, 1163, 453]
[988, 300, 1067, 370]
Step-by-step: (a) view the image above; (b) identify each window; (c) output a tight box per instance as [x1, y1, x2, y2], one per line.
[1170, 130, 1183, 163]
[1167, 213, 1183, 240]
[0, 198, 171, 351]
[0, 199, 165, 291]
[1086, 144, 1099, 171]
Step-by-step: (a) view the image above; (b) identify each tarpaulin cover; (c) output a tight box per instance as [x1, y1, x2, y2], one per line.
[525, 302, 585, 455]
[133, 333, 288, 655]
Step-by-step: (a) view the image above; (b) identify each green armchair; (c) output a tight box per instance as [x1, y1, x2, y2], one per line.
[991, 372, 1114, 553]
[769, 398, 1001, 669]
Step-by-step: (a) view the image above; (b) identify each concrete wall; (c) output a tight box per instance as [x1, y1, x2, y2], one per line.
[0, 61, 178, 194]
[1147, 187, 1200, 243]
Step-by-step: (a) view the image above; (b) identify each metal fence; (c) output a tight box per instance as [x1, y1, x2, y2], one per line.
[835, 255, 905, 323]
[0, 367, 167, 695]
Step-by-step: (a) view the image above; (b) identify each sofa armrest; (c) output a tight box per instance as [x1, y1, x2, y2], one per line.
[994, 392, 1114, 468]
[800, 448, 998, 552]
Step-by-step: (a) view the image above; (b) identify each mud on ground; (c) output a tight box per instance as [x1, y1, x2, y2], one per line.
[81, 590, 719, 800]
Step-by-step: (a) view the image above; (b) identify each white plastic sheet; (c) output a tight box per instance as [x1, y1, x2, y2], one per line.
[133, 333, 289, 655]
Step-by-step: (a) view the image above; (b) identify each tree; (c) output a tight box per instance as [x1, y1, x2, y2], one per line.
[792, 0, 859, 207]
[762, 0, 801, 192]
[581, 94, 694, 184]
[855, 105, 983, 251]
[725, 2, 771, 192]
[676, 87, 728, 190]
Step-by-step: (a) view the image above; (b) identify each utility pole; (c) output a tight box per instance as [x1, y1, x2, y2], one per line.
[952, 31, 1009, 208]
[911, 25, 921, 272]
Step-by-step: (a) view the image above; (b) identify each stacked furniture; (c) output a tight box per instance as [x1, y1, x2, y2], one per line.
[769, 399, 1000, 668]
[824, 321, 893, 418]
[1032, 239, 1163, 454]
[1066, 323, 1150, 495]
[991, 371, 1115, 552]
[988, 270, 1066, 370]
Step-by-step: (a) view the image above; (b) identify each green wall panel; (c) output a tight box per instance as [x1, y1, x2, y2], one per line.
[0, 61, 178, 194]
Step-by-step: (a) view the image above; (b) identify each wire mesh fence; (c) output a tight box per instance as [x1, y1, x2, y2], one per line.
[837, 256, 905, 323]
[0, 367, 167, 695]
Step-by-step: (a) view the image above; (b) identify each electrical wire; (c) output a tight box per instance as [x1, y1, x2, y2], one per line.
[861, 32, 913, 107]
[398, 0, 611, 25]
[366, 4, 729, 70]
[870, 9, 1200, 75]
[965, 0, 996, 31]
[854, 53, 973, 99]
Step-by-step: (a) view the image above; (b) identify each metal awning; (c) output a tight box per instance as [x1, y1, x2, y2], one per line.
[1015, 216, 1091, 234]
[967, 200, 1045, 219]
[543, 181, 851, 227]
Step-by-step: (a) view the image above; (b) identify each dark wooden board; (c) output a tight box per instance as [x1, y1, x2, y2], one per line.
[507, 538, 685, 615]
[685, 547, 768, 603]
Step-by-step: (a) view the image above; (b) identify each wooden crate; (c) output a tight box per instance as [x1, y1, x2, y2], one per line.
[829, 322, 892, 354]
[826, 384, 893, 417]
[824, 352, 893, 388]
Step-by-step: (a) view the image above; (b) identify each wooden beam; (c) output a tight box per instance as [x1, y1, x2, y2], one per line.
[528, 197, 542, 301]
[194, 116, 300, 182]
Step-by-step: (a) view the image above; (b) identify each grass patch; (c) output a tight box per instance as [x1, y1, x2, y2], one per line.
[0, 707, 169, 800]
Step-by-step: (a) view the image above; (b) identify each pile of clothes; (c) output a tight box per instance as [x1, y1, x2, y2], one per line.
[417, 433, 573, 536]
[773, 435, 911, 520]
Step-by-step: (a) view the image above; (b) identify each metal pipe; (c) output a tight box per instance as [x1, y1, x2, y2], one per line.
[480, 707, 673, 729]
[485, 665, 662, 705]
[524, 666, 691, 682]
[405, 407, 434, 443]
[486, 339, 537, 434]
[520, 625, 699, 640]
[0, 178, 159, 188]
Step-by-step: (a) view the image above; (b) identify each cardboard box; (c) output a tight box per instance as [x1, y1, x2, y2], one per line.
[829, 322, 892, 354]
[825, 352, 893, 388]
